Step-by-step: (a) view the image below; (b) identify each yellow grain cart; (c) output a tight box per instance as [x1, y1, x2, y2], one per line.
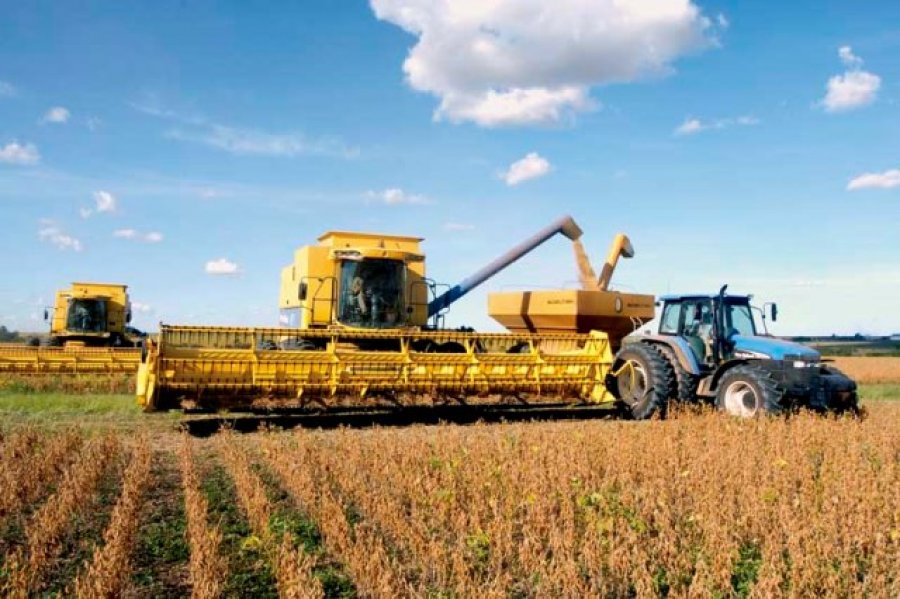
[138, 216, 657, 413]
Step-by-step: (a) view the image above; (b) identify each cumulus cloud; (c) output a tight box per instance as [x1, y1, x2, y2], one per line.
[0, 141, 40, 165]
[370, 0, 719, 127]
[674, 114, 759, 135]
[847, 169, 900, 191]
[131, 301, 153, 313]
[821, 46, 880, 113]
[501, 152, 551, 186]
[81, 190, 117, 218]
[114, 228, 164, 242]
[205, 258, 241, 275]
[41, 106, 70, 124]
[0, 81, 16, 97]
[838, 46, 863, 68]
[38, 220, 83, 252]
[134, 102, 358, 158]
[365, 188, 432, 205]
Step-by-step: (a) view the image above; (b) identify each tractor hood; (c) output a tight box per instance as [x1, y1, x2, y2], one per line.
[731, 335, 821, 361]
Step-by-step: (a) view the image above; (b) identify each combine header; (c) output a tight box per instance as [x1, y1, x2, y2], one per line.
[138, 216, 657, 413]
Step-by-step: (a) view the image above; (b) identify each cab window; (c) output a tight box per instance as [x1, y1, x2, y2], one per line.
[659, 301, 681, 334]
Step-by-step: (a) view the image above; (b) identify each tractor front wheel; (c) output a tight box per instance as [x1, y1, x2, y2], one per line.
[716, 365, 784, 417]
[611, 344, 674, 420]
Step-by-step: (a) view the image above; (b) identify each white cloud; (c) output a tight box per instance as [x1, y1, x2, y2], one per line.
[114, 228, 164, 243]
[370, 0, 719, 127]
[444, 221, 475, 231]
[674, 114, 760, 135]
[131, 301, 153, 313]
[501, 152, 551, 186]
[838, 46, 863, 68]
[205, 258, 241, 275]
[37, 220, 83, 252]
[0, 81, 16, 97]
[85, 116, 102, 131]
[365, 188, 432, 205]
[113, 228, 137, 239]
[93, 190, 117, 213]
[847, 169, 900, 191]
[41, 106, 70, 124]
[134, 102, 358, 158]
[0, 141, 40, 165]
[821, 47, 880, 113]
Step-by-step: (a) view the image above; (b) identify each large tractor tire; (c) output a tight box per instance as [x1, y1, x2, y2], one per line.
[611, 344, 674, 420]
[715, 364, 784, 417]
[820, 366, 859, 415]
[655, 345, 699, 403]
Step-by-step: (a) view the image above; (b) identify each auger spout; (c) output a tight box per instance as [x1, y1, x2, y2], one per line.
[427, 215, 584, 318]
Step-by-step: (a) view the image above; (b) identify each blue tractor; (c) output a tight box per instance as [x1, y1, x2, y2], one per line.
[608, 286, 858, 419]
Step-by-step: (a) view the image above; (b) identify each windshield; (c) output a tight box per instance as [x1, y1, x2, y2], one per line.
[66, 299, 108, 333]
[725, 301, 756, 337]
[338, 258, 406, 328]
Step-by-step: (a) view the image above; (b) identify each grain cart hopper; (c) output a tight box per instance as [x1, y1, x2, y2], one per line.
[136, 216, 658, 415]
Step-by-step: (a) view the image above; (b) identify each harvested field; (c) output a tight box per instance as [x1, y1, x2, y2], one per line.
[0, 394, 897, 598]
[827, 356, 900, 384]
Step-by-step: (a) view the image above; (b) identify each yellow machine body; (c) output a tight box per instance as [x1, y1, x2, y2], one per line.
[278, 231, 428, 330]
[0, 345, 140, 375]
[136, 325, 615, 411]
[49, 282, 132, 346]
[488, 289, 656, 350]
[137, 217, 652, 412]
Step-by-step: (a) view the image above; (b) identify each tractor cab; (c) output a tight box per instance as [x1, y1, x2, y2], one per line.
[656, 290, 818, 368]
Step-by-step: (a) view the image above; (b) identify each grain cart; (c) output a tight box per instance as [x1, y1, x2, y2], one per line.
[614, 285, 859, 417]
[137, 216, 660, 414]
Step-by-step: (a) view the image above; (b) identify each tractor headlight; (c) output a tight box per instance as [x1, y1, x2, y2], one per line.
[792, 360, 821, 369]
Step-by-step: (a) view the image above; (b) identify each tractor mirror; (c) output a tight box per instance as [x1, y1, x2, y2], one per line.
[126, 311, 132, 324]
[770, 303, 778, 322]
[43, 309, 49, 321]
[298, 282, 308, 301]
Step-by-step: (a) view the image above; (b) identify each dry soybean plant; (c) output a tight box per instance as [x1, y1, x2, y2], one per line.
[179, 435, 228, 599]
[1, 435, 120, 597]
[217, 432, 323, 598]
[72, 437, 153, 598]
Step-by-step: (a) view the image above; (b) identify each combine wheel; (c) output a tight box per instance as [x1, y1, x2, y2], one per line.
[716, 365, 783, 417]
[611, 344, 674, 420]
[655, 345, 699, 402]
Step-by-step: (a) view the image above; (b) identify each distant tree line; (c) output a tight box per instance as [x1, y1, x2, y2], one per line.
[0, 325, 21, 342]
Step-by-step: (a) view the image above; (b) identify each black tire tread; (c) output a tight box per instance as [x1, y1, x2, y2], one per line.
[655, 345, 699, 402]
[716, 364, 784, 415]
[613, 343, 675, 420]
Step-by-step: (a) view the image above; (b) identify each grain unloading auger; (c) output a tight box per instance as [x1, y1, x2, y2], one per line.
[137, 216, 656, 413]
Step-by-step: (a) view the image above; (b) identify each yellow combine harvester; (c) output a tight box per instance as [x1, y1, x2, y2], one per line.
[137, 216, 657, 414]
[0, 282, 142, 376]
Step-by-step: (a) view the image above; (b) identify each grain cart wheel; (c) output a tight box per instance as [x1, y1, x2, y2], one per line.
[716, 365, 784, 417]
[611, 344, 674, 419]
[655, 345, 699, 402]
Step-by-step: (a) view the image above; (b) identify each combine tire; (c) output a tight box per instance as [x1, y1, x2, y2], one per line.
[716, 365, 784, 417]
[655, 345, 699, 402]
[611, 344, 674, 420]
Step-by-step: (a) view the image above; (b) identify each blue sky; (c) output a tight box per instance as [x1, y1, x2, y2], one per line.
[1, 0, 898, 336]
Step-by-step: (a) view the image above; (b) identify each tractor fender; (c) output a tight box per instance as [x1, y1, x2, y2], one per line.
[699, 358, 753, 395]
[634, 336, 702, 376]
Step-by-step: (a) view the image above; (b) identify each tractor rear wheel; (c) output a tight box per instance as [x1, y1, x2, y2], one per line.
[716, 364, 784, 417]
[611, 344, 674, 420]
[656, 345, 698, 402]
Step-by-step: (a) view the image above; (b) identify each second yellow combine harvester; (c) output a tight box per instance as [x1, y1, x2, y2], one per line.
[137, 216, 658, 416]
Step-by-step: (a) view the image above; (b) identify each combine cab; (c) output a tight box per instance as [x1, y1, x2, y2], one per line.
[46, 282, 143, 347]
[138, 216, 657, 413]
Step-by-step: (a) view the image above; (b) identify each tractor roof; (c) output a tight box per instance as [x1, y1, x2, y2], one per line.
[659, 293, 751, 302]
